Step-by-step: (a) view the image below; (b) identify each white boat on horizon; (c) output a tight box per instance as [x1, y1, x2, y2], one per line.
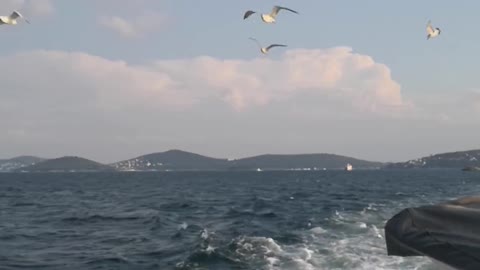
[345, 163, 353, 171]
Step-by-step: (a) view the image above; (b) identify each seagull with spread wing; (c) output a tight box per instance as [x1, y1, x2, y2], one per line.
[0, 10, 30, 25]
[426, 20, 441, 40]
[244, 6, 298, 24]
[249, 37, 287, 55]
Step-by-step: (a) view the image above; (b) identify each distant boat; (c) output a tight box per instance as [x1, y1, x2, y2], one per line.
[256, 168, 263, 172]
[344, 163, 353, 171]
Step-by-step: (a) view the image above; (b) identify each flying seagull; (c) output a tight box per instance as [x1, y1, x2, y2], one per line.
[249, 37, 287, 55]
[244, 6, 298, 24]
[0, 10, 30, 25]
[426, 20, 440, 40]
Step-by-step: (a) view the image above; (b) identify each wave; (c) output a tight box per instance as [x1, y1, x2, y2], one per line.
[86, 256, 130, 265]
[62, 214, 142, 223]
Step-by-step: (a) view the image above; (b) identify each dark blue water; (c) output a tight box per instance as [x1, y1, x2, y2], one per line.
[0, 170, 478, 270]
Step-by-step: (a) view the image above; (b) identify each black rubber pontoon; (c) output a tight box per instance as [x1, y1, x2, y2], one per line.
[385, 197, 480, 270]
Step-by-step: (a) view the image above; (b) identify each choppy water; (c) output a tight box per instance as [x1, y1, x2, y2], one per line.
[0, 170, 478, 270]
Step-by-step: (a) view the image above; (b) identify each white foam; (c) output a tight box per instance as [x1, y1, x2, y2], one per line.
[200, 228, 209, 240]
[178, 222, 188, 230]
[356, 222, 368, 228]
[370, 225, 383, 239]
[309, 226, 327, 234]
[205, 245, 216, 254]
[237, 202, 437, 270]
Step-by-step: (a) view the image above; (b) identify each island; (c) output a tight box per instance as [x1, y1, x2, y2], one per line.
[111, 150, 382, 171]
[3, 148, 480, 173]
[0, 156, 45, 172]
[112, 150, 230, 171]
[385, 149, 480, 169]
[16, 156, 116, 173]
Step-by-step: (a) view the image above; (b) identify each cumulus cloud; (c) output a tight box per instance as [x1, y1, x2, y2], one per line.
[1, 0, 54, 17]
[3, 47, 480, 161]
[153, 47, 406, 112]
[0, 51, 192, 112]
[0, 47, 406, 113]
[99, 11, 168, 38]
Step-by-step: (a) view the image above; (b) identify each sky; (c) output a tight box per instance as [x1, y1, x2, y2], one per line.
[1, 0, 480, 163]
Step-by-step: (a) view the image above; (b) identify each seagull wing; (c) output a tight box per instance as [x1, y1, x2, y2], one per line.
[10, 11, 21, 19]
[426, 20, 434, 35]
[10, 10, 29, 23]
[271, 6, 299, 17]
[243, 10, 256, 20]
[249, 37, 263, 49]
[265, 44, 287, 52]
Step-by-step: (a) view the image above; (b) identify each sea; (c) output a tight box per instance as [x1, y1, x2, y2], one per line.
[0, 170, 478, 270]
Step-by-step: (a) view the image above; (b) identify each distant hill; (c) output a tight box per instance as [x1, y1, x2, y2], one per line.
[385, 149, 480, 169]
[112, 150, 382, 171]
[17, 156, 116, 172]
[6, 149, 480, 172]
[229, 153, 383, 170]
[0, 156, 45, 172]
[112, 150, 229, 171]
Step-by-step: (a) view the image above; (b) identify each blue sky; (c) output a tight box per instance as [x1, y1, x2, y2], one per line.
[1, 0, 479, 162]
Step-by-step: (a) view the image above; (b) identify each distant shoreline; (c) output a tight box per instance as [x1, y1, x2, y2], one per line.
[1, 149, 479, 173]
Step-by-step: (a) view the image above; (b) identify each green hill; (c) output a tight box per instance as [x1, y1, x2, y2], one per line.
[112, 149, 229, 171]
[230, 153, 382, 170]
[18, 156, 116, 172]
[385, 149, 480, 169]
[112, 150, 382, 171]
[0, 156, 45, 172]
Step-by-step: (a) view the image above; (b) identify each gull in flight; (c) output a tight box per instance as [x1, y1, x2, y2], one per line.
[249, 37, 287, 55]
[426, 20, 440, 40]
[0, 10, 30, 25]
[244, 6, 298, 24]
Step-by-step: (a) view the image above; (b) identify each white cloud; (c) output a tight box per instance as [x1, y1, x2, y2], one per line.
[99, 16, 136, 38]
[0, 50, 192, 112]
[0, 47, 407, 113]
[153, 47, 408, 112]
[0, 47, 418, 160]
[1, 0, 54, 17]
[99, 11, 168, 38]
[2, 47, 480, 161]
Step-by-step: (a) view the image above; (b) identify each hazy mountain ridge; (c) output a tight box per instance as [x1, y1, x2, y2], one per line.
[15, 156, 116, 172]
[0, 156, 45, 172]
[385, 149, 480, 169]
[228, 153, 382, 170]
[111, 150, 381, 171]
[6, 149, 480, 173]
[111, 150, 229, 171]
